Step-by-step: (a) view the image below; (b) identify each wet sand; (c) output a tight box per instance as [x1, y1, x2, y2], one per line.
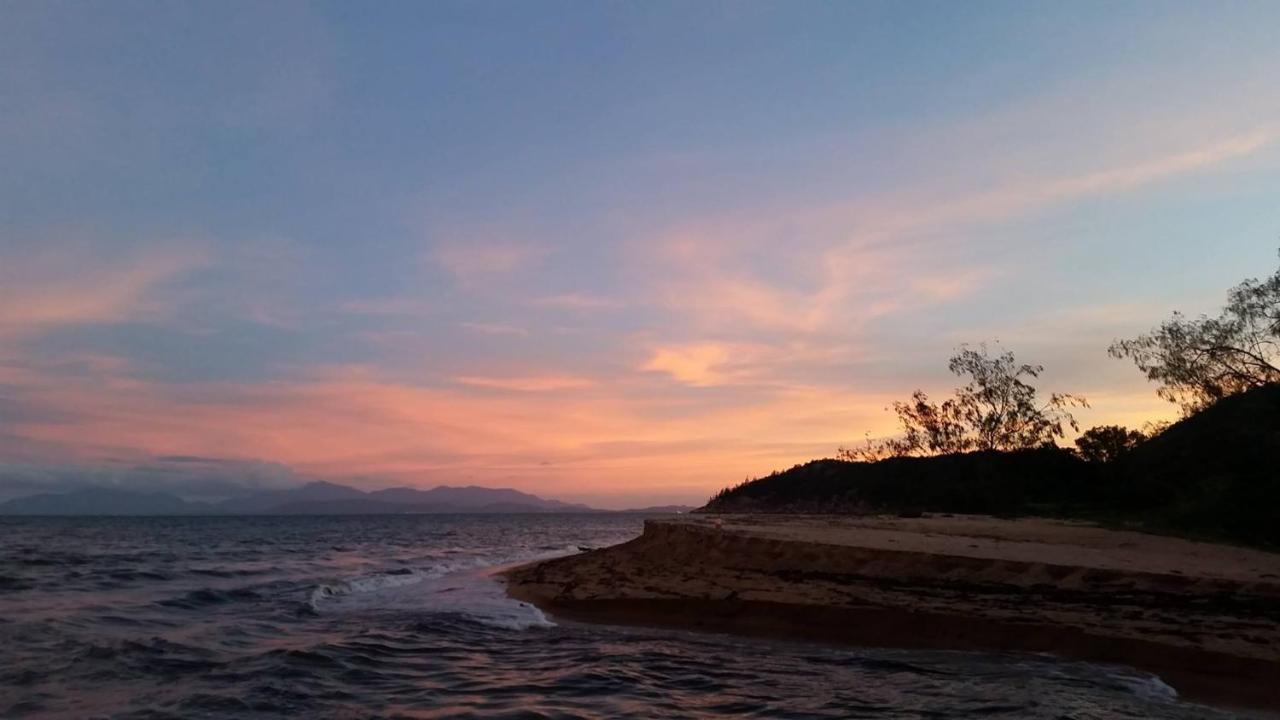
[503, 514, 1280, 711]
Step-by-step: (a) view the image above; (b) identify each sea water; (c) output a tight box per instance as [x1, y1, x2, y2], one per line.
[0, 515, 1250, 718]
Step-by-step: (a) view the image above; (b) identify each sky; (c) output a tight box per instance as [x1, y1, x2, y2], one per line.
[2, 1, 1279, 507]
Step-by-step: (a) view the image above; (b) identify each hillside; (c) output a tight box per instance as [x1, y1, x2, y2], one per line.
[703, 448, 1094, 516]
[1117, 382, 1280, 545]
[702, 384, 1280, 547]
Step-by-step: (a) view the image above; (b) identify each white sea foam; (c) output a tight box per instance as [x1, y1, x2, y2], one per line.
[306, 544, 588, 628]
[1119, 672, 1179, 702]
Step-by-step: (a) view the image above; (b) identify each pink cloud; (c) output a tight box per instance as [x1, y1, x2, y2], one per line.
[0, 355, 905, 500]
[0, 237, 206, 335]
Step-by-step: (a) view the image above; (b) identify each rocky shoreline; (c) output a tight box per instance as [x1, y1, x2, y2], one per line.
[503, 515, 1280, 712]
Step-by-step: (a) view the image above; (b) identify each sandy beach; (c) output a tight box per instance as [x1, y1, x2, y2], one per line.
[504, 515, 1280, 711]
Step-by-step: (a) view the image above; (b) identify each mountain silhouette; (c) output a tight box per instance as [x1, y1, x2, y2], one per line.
[0, 481, 607, 516]
[215, 481, 367, 514]
[366, 485, 591, 511]
[0, 487, 209, 516]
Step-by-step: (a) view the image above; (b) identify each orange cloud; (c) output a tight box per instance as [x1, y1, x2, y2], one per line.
[642, 343, 734, 386]
[1, 355, 907, 503]
[0, 340, 1190, 507]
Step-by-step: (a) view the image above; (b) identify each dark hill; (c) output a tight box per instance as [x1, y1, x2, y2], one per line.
[703, 447, 1094, 516]
[1117, 383, 1280, 545]
[701, 384, 1280, 547]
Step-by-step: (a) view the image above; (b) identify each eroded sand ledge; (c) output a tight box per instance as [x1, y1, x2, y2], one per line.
[503, 515, 1280, 711]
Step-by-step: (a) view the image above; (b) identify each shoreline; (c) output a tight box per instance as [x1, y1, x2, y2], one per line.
[502, 515, 1280, 713]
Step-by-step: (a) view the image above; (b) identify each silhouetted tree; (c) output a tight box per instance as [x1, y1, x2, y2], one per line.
[1074, 425, 1146, 464]
[1110, 250, 1280, 413]
[840, 344, 1086, 460]
[1141, 419, 1171, 438]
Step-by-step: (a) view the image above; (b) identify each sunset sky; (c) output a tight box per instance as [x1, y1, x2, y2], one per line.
[2, 2, 1279, 507]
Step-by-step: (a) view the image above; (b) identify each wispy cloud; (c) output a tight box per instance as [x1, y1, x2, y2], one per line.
[531, 293, 620, 310]
[838, 126, 1280, 244]
[453, 374, 595, 392]
[0, 237, 207, 339]
[458, 321, 528, 336]
[340, 297, 434, 317]
[638, 124, 1278, 346]
[430, 240, 547, 282]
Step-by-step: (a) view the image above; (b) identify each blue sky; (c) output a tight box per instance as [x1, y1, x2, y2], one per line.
[2, 1, 1279, 506]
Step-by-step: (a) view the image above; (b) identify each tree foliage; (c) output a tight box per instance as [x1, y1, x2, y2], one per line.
[1110, 250, 1280, 413]
[1074, 425, 1146, 464]
[840, 345, 1086, 461]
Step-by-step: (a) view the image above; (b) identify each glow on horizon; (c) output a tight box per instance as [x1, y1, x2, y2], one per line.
[2, 2, 1279, 507]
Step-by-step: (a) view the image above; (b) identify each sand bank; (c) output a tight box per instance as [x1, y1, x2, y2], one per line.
[503, 515, 1280, 711]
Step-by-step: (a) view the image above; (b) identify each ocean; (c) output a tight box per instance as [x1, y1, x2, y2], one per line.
[0, 515, 1248, 719]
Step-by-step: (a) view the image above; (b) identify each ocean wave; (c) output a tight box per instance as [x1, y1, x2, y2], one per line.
[158, 587, 262, 610]
[1116, 671, 1179, 702]
[308, 568, 441, 610]
[187, 567, 264, 579]
[0, 574, 33, 592]
[78, 637, 224, 676]
[306, 556, 563, 630]
[305, 542, 591, 613]
[106, 569, 173, 582]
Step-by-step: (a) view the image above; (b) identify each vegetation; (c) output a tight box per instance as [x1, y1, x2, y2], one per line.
[1116, 382, 1280, 545]
[707, 250, 1280, 548]
[1073, 425, 1146, 464]
[709, 447, 1093, 517]
[1110, 250, 1280, 413]
[707, 384, 1279, 546]
[839, 345, 1085, 461]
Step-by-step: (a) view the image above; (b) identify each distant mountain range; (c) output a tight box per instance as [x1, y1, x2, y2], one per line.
[0, 481, 695, 516]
